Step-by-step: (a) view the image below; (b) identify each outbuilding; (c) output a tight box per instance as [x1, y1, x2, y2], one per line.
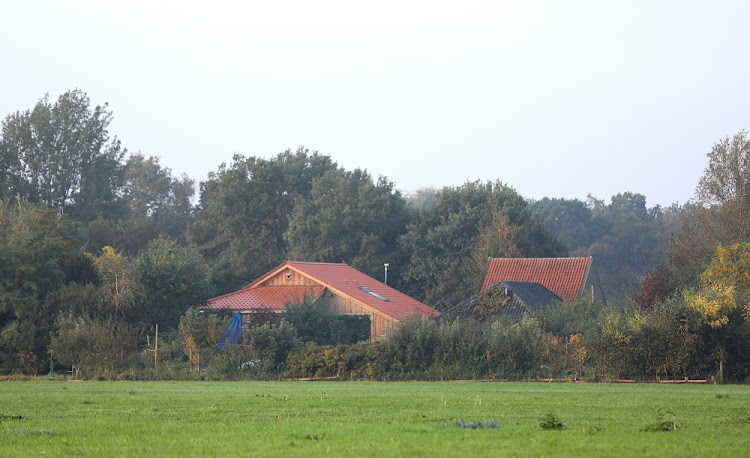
[206, 261, 439, 340]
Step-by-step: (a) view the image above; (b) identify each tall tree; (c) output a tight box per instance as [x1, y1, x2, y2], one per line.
[0, 199, 77, 373]
[532, 193, 676, 299]
[685, 242, 750, 382]
[528, 197, 607, 250]
[0, 90, 125, 220]
[89, 246, 142, 318]
[123, 153, 174, 218]
[696, 130, 750, 243]
[122, 153, 195, 219]
[286, 168, 407, 278]
[134, 238, 214, 331]
[189, 147, 337, 292]
[398, 181, 564, 309]
[668, 130, 750, 293]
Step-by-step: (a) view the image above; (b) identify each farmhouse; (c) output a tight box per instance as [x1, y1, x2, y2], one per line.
[480, 257, 607, 304]
[206, 261, 438, 340]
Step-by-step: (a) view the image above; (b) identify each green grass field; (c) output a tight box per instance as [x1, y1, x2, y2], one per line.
[1, 381, 748, 456]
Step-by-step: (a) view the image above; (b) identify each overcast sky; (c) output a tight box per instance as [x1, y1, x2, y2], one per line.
[2, 0, 748, 207]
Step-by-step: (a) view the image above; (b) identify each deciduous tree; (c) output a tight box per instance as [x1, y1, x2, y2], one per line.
[189, 147, 337, 292]
[685, 242, 750, 382]
[398, 181, 564, 310]
[0, 199, 78, 372]
[0, 90, 125, 219]
[89, 246, 142, 317]
[286, 168, 407, 278]
[134, 238, 214, 330]
[696, 130, 750, 242]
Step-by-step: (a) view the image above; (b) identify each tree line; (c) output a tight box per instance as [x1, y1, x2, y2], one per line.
[1, 89, 748, 381]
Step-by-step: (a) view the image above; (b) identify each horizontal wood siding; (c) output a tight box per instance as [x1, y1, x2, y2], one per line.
[329, 294, 396, 340]
[259, 267, 397, 340]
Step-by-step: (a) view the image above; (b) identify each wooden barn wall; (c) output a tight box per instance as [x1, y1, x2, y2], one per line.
[258, 268, 396, 339]
[328, 294, 395, 340]
[260, 268, 318, 287]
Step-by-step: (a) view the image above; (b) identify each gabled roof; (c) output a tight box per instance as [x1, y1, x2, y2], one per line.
[480, 257, 592, 301]
[213, 261, 438, 320]
[208, 285, 325, 311]
[440, 281, 561, 321]
[280, 262, 438, 320]
[502, 281, 563, 309]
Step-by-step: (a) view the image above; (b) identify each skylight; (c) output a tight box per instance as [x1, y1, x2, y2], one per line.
[359, 286, 390, 302]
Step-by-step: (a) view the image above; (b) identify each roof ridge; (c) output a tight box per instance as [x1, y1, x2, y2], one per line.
[287, 261, 348, 266]
[253, 284, 323, 287]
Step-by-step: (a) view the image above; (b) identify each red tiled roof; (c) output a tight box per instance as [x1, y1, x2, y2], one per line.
[251, 261, 439, 320]
[208, 285, 325, 311]
[480, 257, 591, 301]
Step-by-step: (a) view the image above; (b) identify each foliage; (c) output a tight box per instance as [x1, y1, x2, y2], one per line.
[643, 408, 677, 432]
[43, 282, 102, 319]
[0, 199, 76, 373]
[285, 341, 390, 379]
[134, 238, 214, 330]
[282, 298, 370, 346]
[88, 246, 142, 317]
[486, 317, 548, 378]
[696, 130, 750, 242]
[537, 297, 604, 338]
[431, 319, 489, 379]
[632, 267, 672, 310]
[399, 181, 564, 309]
[178, 308, 229, 371]
[123, 153, 195, 217]
[189, 147, 337, 292]
[209, 345, 251, 379]
[684, 243, 750, 382]
[0, 89, 125, 219]
[286, 168, 407, 279]
[530, 193, 678, 299]
[584, 299, 704, 379]
[665, 205, 715, 290]
[539, 413, 567, 430]
[48, 312, 143, 378]
[121, 153, 195, 243]
[686, 243, 750, 328]
[244, 320, 300, 375]
[529, 197, 607, 250]
[1, 91, 748, 383]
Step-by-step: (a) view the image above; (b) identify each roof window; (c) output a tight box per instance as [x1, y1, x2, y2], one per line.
[359, 286, 390, 302]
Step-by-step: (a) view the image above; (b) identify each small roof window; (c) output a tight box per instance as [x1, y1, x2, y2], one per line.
[359, 286, 390, 302]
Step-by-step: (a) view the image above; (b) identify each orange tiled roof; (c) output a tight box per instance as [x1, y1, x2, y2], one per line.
[249, 261, 439, 320]
[480, 257, 592, 301]
[208, 285, 325, 311]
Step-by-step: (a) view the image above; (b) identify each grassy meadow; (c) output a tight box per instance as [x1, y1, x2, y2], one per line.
[1, 381, 749, 456]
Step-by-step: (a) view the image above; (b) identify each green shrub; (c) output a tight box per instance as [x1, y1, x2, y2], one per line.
[539, 413, 566, 430]
[283, 299, 370, 345]
[486, 317, 546, 378]
[245, 320, 300, 375]
[49, 312, 143, 379]
[643, 408, 677, 432]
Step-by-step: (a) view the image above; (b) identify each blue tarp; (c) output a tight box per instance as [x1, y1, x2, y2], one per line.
[217, 311, 242, 351]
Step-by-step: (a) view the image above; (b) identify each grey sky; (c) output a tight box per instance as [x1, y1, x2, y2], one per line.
[2, 0, 748, 207]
